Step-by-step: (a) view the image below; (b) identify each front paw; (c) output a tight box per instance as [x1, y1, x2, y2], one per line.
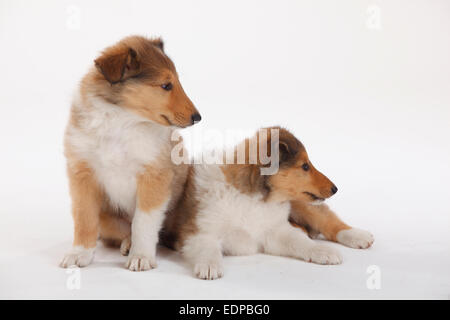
[60, 246, 95, 268]
[194, 262, 224, 280]
[336, 228, 374, 249]
[126, 255, 157, 271]
[306, 244, 342, 265]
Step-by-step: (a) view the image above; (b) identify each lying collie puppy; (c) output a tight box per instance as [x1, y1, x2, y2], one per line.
[60, 35, 200, 271]
[160, 127, 374, 279]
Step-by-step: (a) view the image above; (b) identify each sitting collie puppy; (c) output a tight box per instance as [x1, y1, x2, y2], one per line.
[60, 35, 201, 271]
[159, 127, 374, 280]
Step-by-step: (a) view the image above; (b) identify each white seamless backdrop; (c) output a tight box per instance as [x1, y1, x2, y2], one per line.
[0, 0, 449, 299]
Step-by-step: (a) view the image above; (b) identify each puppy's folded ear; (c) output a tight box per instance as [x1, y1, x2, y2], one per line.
[94, 47, 140, 84]
[276, 128, 302, 165]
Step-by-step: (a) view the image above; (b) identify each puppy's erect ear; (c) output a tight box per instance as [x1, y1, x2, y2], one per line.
[152, 38, 164, 51]
[94, 47, 140, 84]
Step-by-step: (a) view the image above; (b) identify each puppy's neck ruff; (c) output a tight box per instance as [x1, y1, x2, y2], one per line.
[83, 91, 176, 134]
[66, 88, 176, 215]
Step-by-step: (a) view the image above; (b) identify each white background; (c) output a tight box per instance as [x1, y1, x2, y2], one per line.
[0, 0, 449, 299]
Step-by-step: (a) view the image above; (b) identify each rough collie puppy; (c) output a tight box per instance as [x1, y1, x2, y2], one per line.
[60, 35, 200, 271]
[160, 127, 374, 279]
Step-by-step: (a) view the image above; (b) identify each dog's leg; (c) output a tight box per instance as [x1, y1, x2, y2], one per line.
[290, 201, 374, 249]
[125, 165, 173, 271]
[182, 234, 224, 280]
[99, 211, 131, 252]
[263, 224, 342, 265]
[60, 161, 102, 268]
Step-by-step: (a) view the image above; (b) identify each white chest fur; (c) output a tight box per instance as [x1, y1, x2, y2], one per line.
[66, 95, 172, 214]
[193, 165, 291, 244]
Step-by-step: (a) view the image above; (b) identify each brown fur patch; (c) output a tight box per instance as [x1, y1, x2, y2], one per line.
[288, 220, 309, 234]
[99, 211, 131, 245]
[94, 48, 139, 84]
[67, 160, 103, 248]
[221, 164, 270, 197]
[137, 165, 174, 212]
[160, 165, 199, 250]
[289, 201, 351, 242]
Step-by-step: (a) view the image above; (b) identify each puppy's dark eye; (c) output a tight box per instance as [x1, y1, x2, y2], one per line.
[161, 82, 173, 91]
[301, 163, 310, 171]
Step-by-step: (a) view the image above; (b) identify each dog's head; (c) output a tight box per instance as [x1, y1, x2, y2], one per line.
[92, 35, 200, 128]
[265, 127, 337, 204]
[223, 127, 337, 204]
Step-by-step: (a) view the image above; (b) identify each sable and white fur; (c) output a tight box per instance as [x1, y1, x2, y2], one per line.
[160, 128, 374, 280]
[60, 35, 200, 271]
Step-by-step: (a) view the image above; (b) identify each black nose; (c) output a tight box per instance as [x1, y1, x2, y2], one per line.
[191, 113, 202, 124]
[331, 185, 338, 195]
